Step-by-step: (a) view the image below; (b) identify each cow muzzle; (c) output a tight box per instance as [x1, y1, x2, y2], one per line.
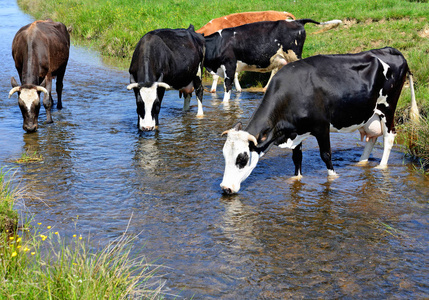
[23, 122, 38, 133]
[220, 182, 240, 194]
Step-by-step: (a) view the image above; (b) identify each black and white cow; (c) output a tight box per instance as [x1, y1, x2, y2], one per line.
[128, 25, 205, 131]
[204, 18, 341, 101]
[220, 47, 418, 194]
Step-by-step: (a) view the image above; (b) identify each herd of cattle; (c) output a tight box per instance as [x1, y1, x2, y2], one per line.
[8, 11, 420, 194]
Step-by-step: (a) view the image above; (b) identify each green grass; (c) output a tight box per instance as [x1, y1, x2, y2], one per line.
[1, 225, 165, 299]
[0, 168, 18, 235]
[0, 167, 165, 299]
[11, 151, 43, 164]
[15, 0, 429, 165]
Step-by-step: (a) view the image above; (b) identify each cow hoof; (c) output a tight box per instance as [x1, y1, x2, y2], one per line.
[327, 170, 338, 177]
[375, 164, 388, 170]
[356, 160, 369, 166]
[290, 174, 303, 181]
[196, 114, 204, 119]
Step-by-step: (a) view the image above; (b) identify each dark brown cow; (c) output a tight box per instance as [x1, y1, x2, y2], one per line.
[9, 19, 70, 132]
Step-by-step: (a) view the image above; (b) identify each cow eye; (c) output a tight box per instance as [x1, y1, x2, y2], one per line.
[235, 152, 249, 169]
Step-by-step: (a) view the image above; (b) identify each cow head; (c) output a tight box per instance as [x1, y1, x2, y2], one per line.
[9, 77, 48, 132]
[220, 123, 260, 194]
[127, 81, 171, 131]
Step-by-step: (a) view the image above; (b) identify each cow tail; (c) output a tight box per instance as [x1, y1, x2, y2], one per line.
[299, 18, 342, 35]
[297, 19, 342, 26]
[408, 70, 420, 123]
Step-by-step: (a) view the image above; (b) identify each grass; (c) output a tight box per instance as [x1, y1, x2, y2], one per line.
[0, 168, 18, 235]
[0, 168, 165, 299]
[12, 151, 43, 164]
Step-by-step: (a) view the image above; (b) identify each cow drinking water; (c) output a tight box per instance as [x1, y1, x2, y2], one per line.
[220, 47, 418, 194]
[9, 19, 70, 132]
[127, 25, 205, 131]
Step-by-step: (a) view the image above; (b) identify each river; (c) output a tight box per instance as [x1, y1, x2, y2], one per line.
[1, 1, 428, 298]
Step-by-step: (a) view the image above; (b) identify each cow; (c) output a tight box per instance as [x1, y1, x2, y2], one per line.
[204, 19, 341, 102]
[127, 25, 205, 131]
[197, 11, 296, 93]
[220, 47, 419, 194]
[9, 19, 70, 132]
[196, 11, 296, 36]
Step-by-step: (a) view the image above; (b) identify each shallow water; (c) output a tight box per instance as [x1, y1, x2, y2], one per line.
[1, 1, 428, 298]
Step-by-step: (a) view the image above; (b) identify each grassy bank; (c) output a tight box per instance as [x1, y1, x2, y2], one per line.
[16, 0, 429, 169]
[0, 168, 165, 299]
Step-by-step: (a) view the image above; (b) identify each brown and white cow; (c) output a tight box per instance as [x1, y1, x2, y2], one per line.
[197, 11, 296, 93]
[9, 19, 70, 132]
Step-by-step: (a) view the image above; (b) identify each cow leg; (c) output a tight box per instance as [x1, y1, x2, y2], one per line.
[264, 69, 279, 92]
[183, 94, 191, 111]
[210, 74, 219, 93]
[359, 138, 377, 163]
[315, 130, 336, 176]
[222, 63, 236, 102]
[292, 142, 303, 177]
[194, 76, 204, 117]
[378, 118, 396, 167]
[155, 88, 165, 126]
[234, 72, 242, 92]
[56, 65, 67, 110]
[43, 76, 54, 123]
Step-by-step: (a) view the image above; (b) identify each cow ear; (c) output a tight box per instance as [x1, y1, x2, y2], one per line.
[11, 77, 19, 88]
[188, 24, 195, 31]
[233, 122, 242, 131]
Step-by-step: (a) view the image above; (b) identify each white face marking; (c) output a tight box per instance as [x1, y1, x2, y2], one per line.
[278, 132, 311, 149]
[377, 57, 390, 79]
[139, 84, 158, 130]
[220, 130, 260, 193]
[20, 89, 39, 112]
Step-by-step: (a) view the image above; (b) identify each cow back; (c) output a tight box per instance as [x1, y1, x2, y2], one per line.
[129, 26, 205, 90]
[197, 11, 296, 36]
[12, 20, 70, 85]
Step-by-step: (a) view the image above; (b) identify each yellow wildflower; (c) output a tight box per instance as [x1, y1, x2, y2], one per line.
[47, 226, 52, 229]
[11, 252, 17, 257]
[31, 252, 36, 255]
[9, 236, 14, 240]
[40, 234, 47, 241]
[24, 247, 30, 252]
[55, 232, 59, 235]
[37, 223, 41, 225]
